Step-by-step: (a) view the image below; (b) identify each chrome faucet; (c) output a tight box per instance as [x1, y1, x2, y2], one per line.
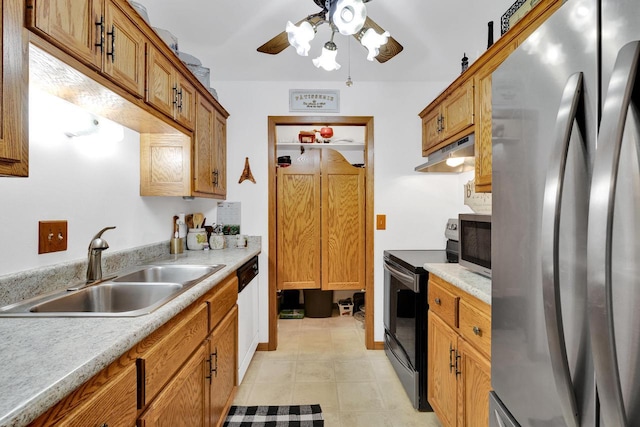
[86, 226, 116, 283]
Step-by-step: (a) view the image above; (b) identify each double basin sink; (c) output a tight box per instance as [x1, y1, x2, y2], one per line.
[0, 264, 225, 317]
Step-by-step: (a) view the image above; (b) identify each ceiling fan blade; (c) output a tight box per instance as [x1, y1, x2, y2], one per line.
[257, 14, 325, 55]
[357, 16, 404, 63]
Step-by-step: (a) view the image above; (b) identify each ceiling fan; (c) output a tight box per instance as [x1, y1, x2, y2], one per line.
[257, 0, 403, 67]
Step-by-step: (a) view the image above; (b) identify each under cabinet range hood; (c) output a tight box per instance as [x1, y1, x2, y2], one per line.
[414, 135, 475, 173]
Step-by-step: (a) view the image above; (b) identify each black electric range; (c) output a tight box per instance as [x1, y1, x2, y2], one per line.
[383, 249, 455, 411]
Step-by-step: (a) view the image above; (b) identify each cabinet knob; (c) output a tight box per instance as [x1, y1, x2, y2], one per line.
[434, 297, 441, 305]
[473, 326, 481, 336]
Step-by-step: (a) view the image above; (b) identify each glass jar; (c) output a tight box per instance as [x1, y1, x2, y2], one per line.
[209, 234, 225, 250]
[186, 228, 207, 250]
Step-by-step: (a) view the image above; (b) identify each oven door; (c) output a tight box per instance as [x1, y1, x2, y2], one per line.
[383, 256, 419, 369]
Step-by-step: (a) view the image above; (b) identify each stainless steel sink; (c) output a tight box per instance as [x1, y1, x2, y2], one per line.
[30, 283, 183, 314]
[113, 265, 219, 286]
[0, 264, 225, 317]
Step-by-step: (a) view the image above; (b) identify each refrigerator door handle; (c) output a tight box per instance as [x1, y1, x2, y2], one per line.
[588, 40, 640, 427]
[540, 72, 584, 427]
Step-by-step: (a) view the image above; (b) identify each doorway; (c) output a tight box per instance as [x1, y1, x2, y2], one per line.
[266, 116, 375, 350]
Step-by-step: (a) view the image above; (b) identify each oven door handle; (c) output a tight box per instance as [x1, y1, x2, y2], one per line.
[383, 259, 418, 292]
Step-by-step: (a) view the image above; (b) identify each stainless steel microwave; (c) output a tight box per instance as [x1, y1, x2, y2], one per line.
[459, 213, 491, 277]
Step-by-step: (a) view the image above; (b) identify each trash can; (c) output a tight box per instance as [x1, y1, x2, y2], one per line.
[303, 289, 334, 318]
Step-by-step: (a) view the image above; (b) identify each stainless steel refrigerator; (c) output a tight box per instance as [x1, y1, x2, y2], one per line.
[491, 0, 640, 426]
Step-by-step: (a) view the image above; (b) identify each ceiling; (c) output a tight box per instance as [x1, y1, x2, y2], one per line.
[134, 0, 517, 85]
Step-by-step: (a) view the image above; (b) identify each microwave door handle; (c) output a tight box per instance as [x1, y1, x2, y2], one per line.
[541, 72, 583, 427]
[588, 40, 640, 427]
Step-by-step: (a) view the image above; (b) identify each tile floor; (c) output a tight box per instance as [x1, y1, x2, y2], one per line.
[233, 310, 443, 427]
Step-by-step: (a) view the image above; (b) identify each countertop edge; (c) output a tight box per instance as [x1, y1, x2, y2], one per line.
[424, 263, 492, 305]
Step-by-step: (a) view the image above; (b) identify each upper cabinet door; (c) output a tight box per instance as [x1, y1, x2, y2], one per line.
[193, 96, 215, 195]
[0, 0, 29, 176]
[176, 74, 196, 129]
[103, 0, 145, 97]
[28, 0, 103, 70]
[213, 111, 227, 197]
[146, 44, 176, 118]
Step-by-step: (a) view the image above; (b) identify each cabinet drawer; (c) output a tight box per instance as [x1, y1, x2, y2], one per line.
[138, 303, 208, 406]
[205, 274, 238, 331]
[31, 362, 137, 426]
[459, 299, 491, 359]
[428, 279, 459, 329]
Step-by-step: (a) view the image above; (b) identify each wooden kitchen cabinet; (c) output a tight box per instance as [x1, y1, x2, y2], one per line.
[420, 79, 474, 156]
[427, 274, 491, 427]
[0, 0, 29, 177]
[29, 360, 137, 426]
[193, 94, 228, 198]
[418, 0, 563, 192]
[138, 343, 209, 427]
[208, 306, 238, 427]
[147, 44, 196, 129]
[28, 0, 146, 98]
[276, 148, 365, 291]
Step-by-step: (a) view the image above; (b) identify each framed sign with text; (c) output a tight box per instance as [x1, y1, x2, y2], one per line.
[289, 89, 340, 113]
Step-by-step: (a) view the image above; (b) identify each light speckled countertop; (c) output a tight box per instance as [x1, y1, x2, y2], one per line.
[424, 263, 491, 305]
[0, 245, 260, 427]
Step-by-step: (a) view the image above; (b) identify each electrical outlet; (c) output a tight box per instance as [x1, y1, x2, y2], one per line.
[376, 214, 386, 230]
[38, 221, 68, 254]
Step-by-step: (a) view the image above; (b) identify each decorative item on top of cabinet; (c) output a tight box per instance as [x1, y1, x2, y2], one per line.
[27, 0, 147, 98]
[0, 0, 29, 177]
[427, 274, 491, 427]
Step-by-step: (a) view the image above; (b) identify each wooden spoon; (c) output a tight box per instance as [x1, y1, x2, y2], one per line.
[193, 213, 204, 229]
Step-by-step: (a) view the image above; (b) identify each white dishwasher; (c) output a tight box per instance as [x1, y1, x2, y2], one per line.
[236, 255, 259, 383]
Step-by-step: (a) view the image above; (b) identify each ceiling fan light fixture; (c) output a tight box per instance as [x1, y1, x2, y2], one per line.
[332, 0, 367, 35]
[286, 20, 316, 56]
[360, 27, 390, 60]
[312, 41, 341, 71]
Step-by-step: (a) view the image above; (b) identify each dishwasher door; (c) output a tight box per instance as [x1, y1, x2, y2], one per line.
[237, 256, 259, 383]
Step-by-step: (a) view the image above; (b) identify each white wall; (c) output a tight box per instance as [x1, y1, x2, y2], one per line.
[0, 90, 218, 276]
[217, 80, 473, 342]
[1, 81, 476, 344]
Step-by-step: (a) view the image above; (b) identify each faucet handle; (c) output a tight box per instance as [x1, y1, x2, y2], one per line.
[92, 226, 116, 240]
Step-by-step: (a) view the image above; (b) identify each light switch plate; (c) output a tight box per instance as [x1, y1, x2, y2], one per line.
[38, 220, 68, 254]
[376, 214, 386, 230]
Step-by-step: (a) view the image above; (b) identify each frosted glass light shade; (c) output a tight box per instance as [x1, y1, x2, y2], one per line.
[312, 42, 341, 71]
[360, 28, 390, 61]
[286, 21, 315, 56]
[332, 0, 366, 35]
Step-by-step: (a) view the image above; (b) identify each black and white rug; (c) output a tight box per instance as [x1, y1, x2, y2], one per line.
[223, 404, 324, 427]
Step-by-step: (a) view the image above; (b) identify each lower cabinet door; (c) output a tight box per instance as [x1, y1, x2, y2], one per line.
[457, 338, 491, 427]
[427, 311, 458, 427]
[209, 306, 238, 427]
[137, 343, 209, 427]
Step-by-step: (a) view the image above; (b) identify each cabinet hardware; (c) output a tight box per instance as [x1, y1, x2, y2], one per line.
[455, 350, 461, 376]
[205, 354, 213, 383]
[107, 25, 116, 62]
[437, 115, 442, 133]
[473, 326, 481, 335]
[211, 348, 218, 378]
[434, 297, 441, 305]
[172, 85, 178, 106]
[177, 88, 183, 112]
[95, 17, 105, 53]
[449, 343, 455, 373]
[213, 169, 219, 187]
[440, 115, 445, 132]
